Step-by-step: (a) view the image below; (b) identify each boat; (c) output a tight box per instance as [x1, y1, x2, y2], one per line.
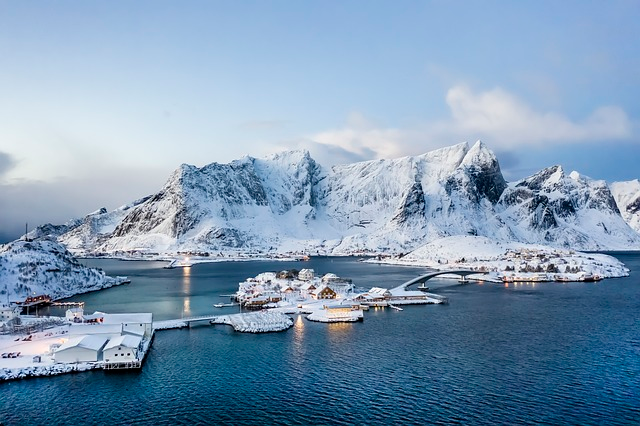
[581, 274, 602, 282]
[213, 303, 236, 308]
[389, 304, 403, 311]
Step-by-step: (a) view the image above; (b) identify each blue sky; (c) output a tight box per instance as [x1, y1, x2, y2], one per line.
[1, 1, 639, 241]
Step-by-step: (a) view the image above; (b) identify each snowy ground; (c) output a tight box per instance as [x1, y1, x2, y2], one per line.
[0, 325, 92, 381]
[210, 312, 293, 333]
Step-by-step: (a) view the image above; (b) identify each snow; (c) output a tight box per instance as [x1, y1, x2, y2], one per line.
[57, 335, 108, 352]
[26, 142, 640, 257]
[103, 335, 142, 350]
[611, 179, 640, 233]
[211, 312, 293, 333]
[372, 235, 629, 281]
[0, 239, 129, 302]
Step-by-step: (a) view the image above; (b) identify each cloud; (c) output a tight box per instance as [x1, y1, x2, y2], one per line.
[445, 86, 631, 146]
[303, 85, 633, 163]
[0, 166, 168, 243]
[0, 152, 17, 178]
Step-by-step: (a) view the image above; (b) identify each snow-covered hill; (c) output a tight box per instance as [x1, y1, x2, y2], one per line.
[376, 235, 629, 280]
[0, 239, 127, 302]
[35, 141, 640, 256]
[611, 179, 640, 234]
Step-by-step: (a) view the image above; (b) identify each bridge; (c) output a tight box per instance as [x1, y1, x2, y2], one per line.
[392, 270, 484, 291]
[153, 314, 223, 330]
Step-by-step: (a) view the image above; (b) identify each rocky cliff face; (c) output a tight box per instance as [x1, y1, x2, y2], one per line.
[40, 142, 640, 255]
[611, 179, 640, 234]
[497, 167, 637, 249]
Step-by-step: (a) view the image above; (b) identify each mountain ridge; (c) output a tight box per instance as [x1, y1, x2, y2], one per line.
[30, 141, 640, 255]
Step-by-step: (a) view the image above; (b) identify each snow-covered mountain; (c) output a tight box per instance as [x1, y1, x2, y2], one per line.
[611, 179, 640, 234]
[35, 141, 640, 255]
[497, 167, 639, 250]
[0, 239, 127, 302]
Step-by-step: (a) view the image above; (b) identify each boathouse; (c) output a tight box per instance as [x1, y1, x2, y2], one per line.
[103, 335, 142, 363]
[102, 313, 153, 338]
[54, 335, 108, 363]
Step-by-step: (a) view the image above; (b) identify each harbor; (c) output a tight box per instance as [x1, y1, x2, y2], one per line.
[0, 266, 465, 381]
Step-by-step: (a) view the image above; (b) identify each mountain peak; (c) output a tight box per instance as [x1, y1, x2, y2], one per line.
[461, 140, 499, 168]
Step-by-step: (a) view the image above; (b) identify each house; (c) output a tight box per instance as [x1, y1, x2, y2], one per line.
[280, 284, 294, 293]
[298, 268, 315, 281]
[300, 282, 317, 293]
[54, 335, 109, 363]
[312, 286, 337, 300]
[276, 270, 296, 279]
[0, 304, 20, 327]
[101, 313, 153, 338]
[68, 323, 124, 338]
[323, 304, 364, 321]
[103, 335, 142, 363]
[65, 307, 84, 322]
[368, 287, 392, 300]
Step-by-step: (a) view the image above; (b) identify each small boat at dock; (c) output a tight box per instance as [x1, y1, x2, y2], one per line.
[213, 303, 236, 308]
[389, 304, 403, 311]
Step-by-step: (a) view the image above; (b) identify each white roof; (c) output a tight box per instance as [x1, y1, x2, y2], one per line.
[102, 313, 153, 324]
[312, 285, 334, 295]
[369, 287, 391, 295]
[299, 268, 314, 274]
[57, 335, 108, 352]
[301, 282, 316, 290]
[104, 335, 142, 351]
[68, 323, 123, 335]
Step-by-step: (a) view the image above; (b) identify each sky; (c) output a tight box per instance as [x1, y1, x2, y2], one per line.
[1, 0, 639, 242]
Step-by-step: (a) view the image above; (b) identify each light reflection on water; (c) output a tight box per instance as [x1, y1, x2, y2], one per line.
[182, 266, 191, 316]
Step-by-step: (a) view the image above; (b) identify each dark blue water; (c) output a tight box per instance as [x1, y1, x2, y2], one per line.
[2, 255, 640, 425]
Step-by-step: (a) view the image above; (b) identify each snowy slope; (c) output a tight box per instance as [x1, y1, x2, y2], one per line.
[497, 167, 640, 250]
[0, 239, 127, 302]
[380, 235, 629, 279]
[44, 142, 640, 256]
[611, 180, 640, 233]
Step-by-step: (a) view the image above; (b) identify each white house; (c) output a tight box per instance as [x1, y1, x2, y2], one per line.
[54, 335, 108, 363]
[298, 269, 315, 281]
[0, 304, 20, 327]
[65, 307, 84, 322]
[102, 313, 153, 337]
[103, 335, 142, 363]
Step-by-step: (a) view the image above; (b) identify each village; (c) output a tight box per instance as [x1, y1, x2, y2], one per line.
[0, 266, 450, 381]
[233, 268, 447, 322]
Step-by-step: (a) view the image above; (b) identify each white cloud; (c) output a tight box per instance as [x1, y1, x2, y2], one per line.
[304, 85, 633, 163]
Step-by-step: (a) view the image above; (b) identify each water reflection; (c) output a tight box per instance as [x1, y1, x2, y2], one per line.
[182, 266, 191, 316]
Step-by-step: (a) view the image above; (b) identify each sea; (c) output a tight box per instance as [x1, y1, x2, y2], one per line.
[2, 254, 640, 425]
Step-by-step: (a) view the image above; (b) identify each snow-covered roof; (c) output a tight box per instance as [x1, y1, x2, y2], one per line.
[104, 335, 142, 351]
[57, 335, 109, 352]
[312, 285, 335, 295]
[301, 282, 316, 290]
[322, 273, 339, 280]
[68, 323, 123, 335]
[369, 287, 391, 295]
[102, 313, 153, 325]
